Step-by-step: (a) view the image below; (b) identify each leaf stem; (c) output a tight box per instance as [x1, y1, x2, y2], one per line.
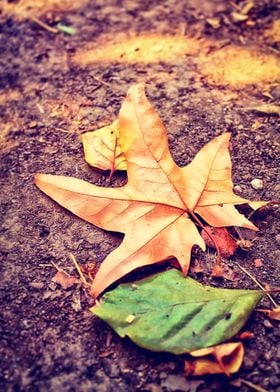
[108, 138, 117, 183]
[30, 17, 59, 34]
[50, 260, 68, 274]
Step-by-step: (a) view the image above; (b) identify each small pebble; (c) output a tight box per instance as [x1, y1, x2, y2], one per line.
[29, 282, 44, 289]
[263, 320, 273, 329]
[234, 185, 242, 193]
[270, 85, 280, 99]
[251, 178, 264, 190]
[28, 121, 37, 128]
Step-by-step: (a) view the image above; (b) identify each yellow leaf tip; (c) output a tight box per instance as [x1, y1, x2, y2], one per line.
[219, 132, 231, 142]
[127, 83, 146, 101]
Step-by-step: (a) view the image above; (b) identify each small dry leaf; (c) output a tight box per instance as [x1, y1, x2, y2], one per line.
[237, 239, 254, 250]
[206, 18, 221, 29]
[231, 12, 248, 23]
[268, 307, 280, 321]
[258, 306, 280, 321]
[52, 271, 77, 290]
[82, 120, 126, 172]
[201, 226, 238, 258]
[185, 342, 244, 376]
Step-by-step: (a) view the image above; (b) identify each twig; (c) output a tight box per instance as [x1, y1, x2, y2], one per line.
[56, 128, 73, 134]
[50, 260, 65, 273]
[69, 253, 90, 287]
[235, 262, 278, 307]
[93, 75, 111, 87]
[239, 378, 268, 392]
[30, 17, 58, 34]
[234, 227, 244, 241]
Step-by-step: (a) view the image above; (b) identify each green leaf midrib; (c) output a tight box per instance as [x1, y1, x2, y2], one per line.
[103, 291, 260, 313]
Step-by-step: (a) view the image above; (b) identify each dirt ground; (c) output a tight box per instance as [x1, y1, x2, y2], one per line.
[0, 0, 280, 391]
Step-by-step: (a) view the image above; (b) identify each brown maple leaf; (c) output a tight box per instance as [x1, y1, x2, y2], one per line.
[35, 84, 267, 297]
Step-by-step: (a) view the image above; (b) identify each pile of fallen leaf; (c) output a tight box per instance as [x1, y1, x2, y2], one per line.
[35, 84, 279, 376]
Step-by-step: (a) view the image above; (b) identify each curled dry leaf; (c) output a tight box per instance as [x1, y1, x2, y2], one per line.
[52, 271, 77, 290]
[201, 226, 238, 258]
[82, 120, 126, 173]
[35, 84, 267, 297]
[185, 342, 244, 376]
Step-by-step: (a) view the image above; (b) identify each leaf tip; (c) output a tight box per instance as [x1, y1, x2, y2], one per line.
[126, 83, 146, 103]
[34, 172, 42, 184]
[90, 284, 100, 299]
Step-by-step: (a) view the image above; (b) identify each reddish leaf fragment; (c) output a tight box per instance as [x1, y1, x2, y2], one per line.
[254, 258, 263, 268]
[201, 226, 238, 258]
[80, 262, 97, 280]
[52, 271, 77, 290]
[237, 331, 254, 340]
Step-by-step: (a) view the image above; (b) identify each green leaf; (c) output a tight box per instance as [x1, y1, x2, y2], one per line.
[56, 23, 77, 36]
[91, 270, 263, 354]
